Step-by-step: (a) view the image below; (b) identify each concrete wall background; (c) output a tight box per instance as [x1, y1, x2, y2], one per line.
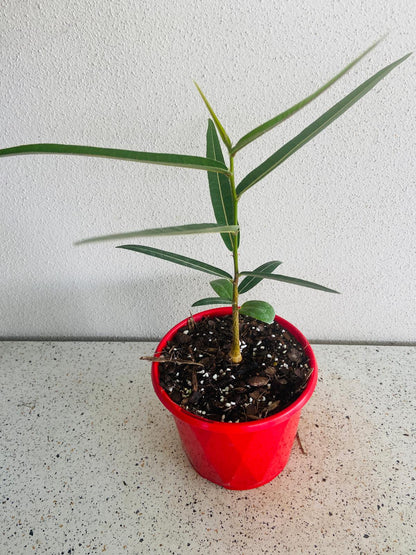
[1, 0, 415, 341]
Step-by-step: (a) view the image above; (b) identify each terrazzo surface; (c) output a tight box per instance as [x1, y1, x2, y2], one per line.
[0, 341, 415, 554]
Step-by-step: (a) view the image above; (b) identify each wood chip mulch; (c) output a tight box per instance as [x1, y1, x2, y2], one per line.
[157, 313, 313, 423]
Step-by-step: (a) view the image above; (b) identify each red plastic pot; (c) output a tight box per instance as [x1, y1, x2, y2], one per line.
[151, 307, 317, 490]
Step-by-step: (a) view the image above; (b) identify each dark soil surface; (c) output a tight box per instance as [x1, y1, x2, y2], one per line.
[158, 314, 313, 423]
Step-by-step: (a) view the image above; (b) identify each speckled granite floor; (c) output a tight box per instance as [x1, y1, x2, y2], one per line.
[0, 341, 415, 554]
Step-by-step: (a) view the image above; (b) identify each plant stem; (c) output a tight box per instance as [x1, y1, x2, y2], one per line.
[229, 154, 242, 364]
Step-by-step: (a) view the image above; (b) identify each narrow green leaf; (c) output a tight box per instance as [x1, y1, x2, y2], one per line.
[236, 52, 412, 197]
[240, 271, 339, 293]
[0, 143, 230, 174]
[238, 260, 283, 294]
[75, 223, 239, 245]
[192, 297, 233, 307]
[195, 82, 232, 151]
[232, 38, 385, 154]
[117, 244, 232, 279]
[206, 120, 236, 251]
[240, 300, 275, 324]
[210, 278, 233, 301]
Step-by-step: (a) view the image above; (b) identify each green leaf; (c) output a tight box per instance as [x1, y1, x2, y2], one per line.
[240, 300, 275, 324]
[0, 143, 230, 174]
[236, 52, 412, 197]
[206, 120, 236, 251]
[240, 271, 339, 293]
[117, 245, 232, 279]
[210, 278, 233, 301]
[238, 260, 283, 294]
[231, 38, 385, 155]
[192, 297, 233, 307]
[195, 82, 232, 151]
[75, 223, 239, 245]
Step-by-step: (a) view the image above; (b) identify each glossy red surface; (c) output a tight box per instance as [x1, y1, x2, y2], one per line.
[152, 307, 317, 489]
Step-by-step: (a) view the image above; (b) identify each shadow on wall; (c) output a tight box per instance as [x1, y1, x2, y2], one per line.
[0, 274, 198, 339]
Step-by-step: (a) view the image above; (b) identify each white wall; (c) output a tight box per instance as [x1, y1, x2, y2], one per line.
[1, 0, 415, 341]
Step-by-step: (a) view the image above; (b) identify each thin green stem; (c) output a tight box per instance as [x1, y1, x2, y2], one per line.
[229, 154, 242, 364]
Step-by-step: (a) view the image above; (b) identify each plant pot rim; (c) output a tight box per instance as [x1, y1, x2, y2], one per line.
[151, 306, 317, 432]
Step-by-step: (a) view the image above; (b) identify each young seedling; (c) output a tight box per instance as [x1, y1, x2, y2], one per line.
[0, 41, 410, 363]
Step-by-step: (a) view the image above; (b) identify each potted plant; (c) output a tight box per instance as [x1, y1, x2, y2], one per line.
[0, 40, 410, 489]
